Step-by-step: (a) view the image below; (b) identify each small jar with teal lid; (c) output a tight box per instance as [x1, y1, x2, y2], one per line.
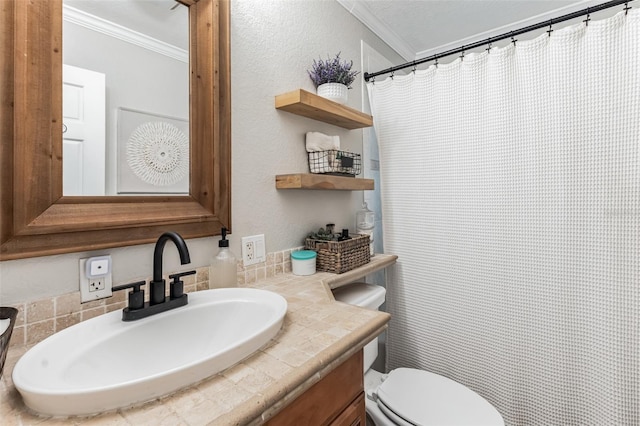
[291, 250, 317, 276]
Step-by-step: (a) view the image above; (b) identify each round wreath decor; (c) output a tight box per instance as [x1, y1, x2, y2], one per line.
[126, 121, 188, 187]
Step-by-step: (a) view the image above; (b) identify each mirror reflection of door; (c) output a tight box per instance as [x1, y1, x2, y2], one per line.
[63, 64, 106, 196]
[62, 0, 189, 196]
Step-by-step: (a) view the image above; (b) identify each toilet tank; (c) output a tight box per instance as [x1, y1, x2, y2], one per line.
[332, 283, 386, 372]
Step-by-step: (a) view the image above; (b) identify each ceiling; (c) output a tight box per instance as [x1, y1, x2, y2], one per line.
[64, 0, 627, 64]
[338, 0, 613, 60]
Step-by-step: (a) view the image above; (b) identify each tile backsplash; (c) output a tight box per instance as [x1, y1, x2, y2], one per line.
[7, 247, 301, 348]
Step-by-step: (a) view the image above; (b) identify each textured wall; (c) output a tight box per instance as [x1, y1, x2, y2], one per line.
[0, 0, 402, 304]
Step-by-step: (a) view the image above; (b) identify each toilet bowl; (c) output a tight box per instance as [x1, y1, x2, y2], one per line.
[333, 283, 504, 426]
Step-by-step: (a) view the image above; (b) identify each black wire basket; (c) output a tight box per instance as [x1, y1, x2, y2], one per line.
[307, 150, 361, 177]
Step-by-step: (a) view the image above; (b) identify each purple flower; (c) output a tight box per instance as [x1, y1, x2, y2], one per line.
[307, 52, 360, 89]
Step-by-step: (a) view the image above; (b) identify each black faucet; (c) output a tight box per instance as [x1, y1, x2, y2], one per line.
[112, 232, 195, 321]
[150, 231, 191, 305]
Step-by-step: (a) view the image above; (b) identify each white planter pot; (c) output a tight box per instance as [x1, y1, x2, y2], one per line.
[316, 83, 348, 104]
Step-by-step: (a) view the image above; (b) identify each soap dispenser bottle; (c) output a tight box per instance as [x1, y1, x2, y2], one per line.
[209, 227, 238, 289]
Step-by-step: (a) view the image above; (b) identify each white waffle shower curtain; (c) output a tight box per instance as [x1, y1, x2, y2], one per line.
[367, 10, 639, 426]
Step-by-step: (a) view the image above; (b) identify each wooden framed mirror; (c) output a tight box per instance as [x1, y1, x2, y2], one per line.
[0, 0, 231, 260]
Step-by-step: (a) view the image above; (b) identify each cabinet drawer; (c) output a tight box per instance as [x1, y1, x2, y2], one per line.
[330, 392, 366, 426]
[265, 350, 363, 426]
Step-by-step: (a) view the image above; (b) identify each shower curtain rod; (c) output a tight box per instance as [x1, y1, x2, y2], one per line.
[364, 0, 633, 82]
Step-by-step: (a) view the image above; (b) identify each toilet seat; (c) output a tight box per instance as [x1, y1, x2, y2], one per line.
[373, 368, 504, 426]
[376, 398, 415, 426]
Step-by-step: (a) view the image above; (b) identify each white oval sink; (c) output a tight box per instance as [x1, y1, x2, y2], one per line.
[13, 288, 287, 417]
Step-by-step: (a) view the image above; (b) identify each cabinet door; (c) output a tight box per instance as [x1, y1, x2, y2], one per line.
[330, 392, 366, 426]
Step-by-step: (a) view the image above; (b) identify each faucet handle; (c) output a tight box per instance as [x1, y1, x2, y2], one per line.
[169, 270, 196, 299]
[169, 270, 196, 281]
[112, 280, 146, 310]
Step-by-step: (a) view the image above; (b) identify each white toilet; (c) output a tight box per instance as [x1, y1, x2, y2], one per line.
[333, 283, 504, 426]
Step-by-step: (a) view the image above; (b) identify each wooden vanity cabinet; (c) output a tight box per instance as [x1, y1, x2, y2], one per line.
[265, 350, 365, 426]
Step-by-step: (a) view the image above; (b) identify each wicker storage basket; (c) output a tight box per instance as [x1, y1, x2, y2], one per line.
[304, 234, 370, 274]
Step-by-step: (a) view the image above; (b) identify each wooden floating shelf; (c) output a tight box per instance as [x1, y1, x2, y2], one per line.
[276, 174, 374, 191]
[275, 89, 373, 130]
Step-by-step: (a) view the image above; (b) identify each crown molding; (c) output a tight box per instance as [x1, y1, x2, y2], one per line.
[337, 0, 414, 61]
[63, 5, 188, 63]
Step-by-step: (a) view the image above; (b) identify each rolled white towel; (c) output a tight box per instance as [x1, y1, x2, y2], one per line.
[0, 318, 10, 335]
[305, 132, 340, 152]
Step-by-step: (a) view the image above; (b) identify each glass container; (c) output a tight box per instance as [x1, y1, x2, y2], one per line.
[356, 202, 375, 256]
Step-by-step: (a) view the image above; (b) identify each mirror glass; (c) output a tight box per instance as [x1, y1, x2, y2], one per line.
[62, 0, 189, 196]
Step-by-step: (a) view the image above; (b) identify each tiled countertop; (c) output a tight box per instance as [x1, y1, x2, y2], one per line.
[1, 254, 397, 425]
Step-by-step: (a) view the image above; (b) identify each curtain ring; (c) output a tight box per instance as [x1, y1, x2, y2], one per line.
[547, 21, 553, 36]
[390, 72, 394, 80]
[510, 30, 517, 46]
[460, 46, 465, 61]
[584, 8, 591, 26]
[486, 42, 492, 52]
[412, 65, 417, 73]
[624, 1, 631, 15]
[62, 123, 68, 134]
[434, 58, 439, 68]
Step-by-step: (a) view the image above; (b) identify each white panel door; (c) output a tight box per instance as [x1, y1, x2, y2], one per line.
[63, 64, 106, 195]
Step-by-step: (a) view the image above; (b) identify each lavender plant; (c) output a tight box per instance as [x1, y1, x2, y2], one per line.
[307, 52, 360, 89]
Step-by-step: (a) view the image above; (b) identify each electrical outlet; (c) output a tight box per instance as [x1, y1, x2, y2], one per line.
[242, 234, 266, 266]
[80, 257, 113, 302]
[245, 240, 254, 261]
[89, 278, 106, 292]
